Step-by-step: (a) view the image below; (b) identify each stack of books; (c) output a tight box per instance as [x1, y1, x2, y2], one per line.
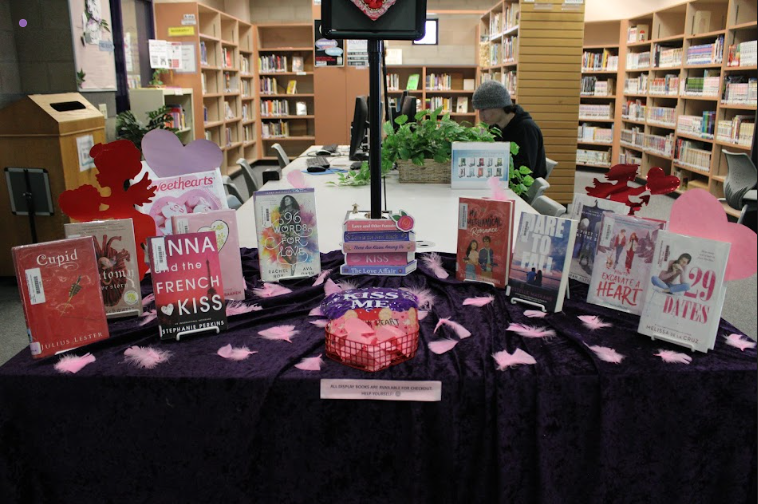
[716, 115, 755, 146]
[653, 44, 683, 68]
[340, 212, 417, 276]
[259, 55, 288, 73]
[649, 74, 679, 96]
[727, 40, 757, 67]
[676, 112, 716, 139]
[686, 36, 724, 65]
[647, 106, 676, 127]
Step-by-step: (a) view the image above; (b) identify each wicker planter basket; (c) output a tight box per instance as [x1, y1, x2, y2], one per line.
[396, 159, 450, 184]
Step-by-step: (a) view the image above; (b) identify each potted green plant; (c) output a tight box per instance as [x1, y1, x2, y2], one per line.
[116, 105, 178, 153]
[333, 107, 534, 196]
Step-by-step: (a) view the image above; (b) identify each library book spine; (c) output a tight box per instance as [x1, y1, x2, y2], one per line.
[340, 261, 418, 276]
[342, 241, 417, 253]
[343, 231, 414, 242]
[344, 252, 415, 266]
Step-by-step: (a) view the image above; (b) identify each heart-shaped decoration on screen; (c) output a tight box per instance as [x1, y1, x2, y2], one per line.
[142, 129, 223, 178]
[350, 0, 398, 20]
[161, 304, 174, 316]
[668, 189, 757, 281]
[199, 220, 230, 250]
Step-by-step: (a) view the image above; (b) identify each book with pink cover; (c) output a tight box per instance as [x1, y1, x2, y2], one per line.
[172, 209, 245, 301]
[456, 197, 514, 288]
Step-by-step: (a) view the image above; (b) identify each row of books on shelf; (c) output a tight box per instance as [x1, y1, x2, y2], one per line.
[578, 123, 613, 143]
[579, 103, 613, 119]
[726, 40, 757, 67]
[243, 124, 254, 142]
[686, 36, 724, 66]
[224, 102, 236, 120]
[576, 149, 611, 167]
[489, 44, 501, 67]
[259, 55, 305, 73]
[224, 72, 237, 93]
[242, 80, 250, 97]
[649, 74, 679, 95]
[165, 105, 186, 131]
[622, 99, 645, 121]
[722, 77, 757, 105]
[619, 149, 642, 165]
[627, 24, 649, 43]
[259, 78, 299, 95]
[480, 71, 516, 95]
[240, 56, 251, 74]
[716, 116, 755, 146]
[646, 106, 676, 126]
[261, 120, 290, 138]
[486, 4, 519, 36]
[653, 44, 683, 68]
[425, 73, 462, 91]
[503, 36, 518, 63]
[225, 126, 234, 146]
[580, 77, 614, 96]
[200, 41, 208, 65]
[241, 103, 250, 121]
[626, 51, 651, 70]
[683, 74, 720, 96]
[621, 128, 674, 157]
[677, 112, 716, 139]
[261, 100, 308, 116]
[675, 139, 712, 172]
[624, 74, 648, 94]
[582, 50, 618, 71]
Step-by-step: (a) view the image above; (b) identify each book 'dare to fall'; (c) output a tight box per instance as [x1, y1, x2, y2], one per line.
[64, 218, 142, 318]
[12, 237, 109, 359]
[148, 231, 227, 340]
[456, 197, 514, 288]
[508, 212, 577, 312]
[587, 214, 665, 315]
[638, 231, 730, 353]
[254, 188, 321, 282]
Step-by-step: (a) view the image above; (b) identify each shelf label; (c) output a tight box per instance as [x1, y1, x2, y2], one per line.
[168, 26, 195, 37]
[320, 379, 442, 402]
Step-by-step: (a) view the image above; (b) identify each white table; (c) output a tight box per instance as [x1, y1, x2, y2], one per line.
[237, 151, 537, 253]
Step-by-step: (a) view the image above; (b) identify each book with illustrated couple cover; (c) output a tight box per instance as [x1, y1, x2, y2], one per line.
[508, 212, 577, 312]
[456, 197, 514, 288]
[253, 188, 321, 282]
[587, 213, 665, 315]
[637, 230, 730, 353]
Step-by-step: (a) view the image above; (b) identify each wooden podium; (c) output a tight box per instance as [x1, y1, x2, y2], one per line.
[0, 93, 106, 276]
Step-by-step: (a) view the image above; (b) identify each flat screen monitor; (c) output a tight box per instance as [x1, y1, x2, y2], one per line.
[349, 96, 369, 162]
[321, 0, 427, 41]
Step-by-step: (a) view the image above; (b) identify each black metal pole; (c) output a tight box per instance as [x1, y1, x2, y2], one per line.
[368, 39, 383, 219]
[23, 169, 37, 244]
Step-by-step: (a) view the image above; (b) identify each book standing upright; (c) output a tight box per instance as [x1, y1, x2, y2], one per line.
[456, 197, 514, 288]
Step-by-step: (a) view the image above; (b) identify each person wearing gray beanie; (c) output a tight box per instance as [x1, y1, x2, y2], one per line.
[472, 80, 547, 179]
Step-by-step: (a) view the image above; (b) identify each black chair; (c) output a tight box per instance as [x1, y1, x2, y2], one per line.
[723, 150, 758, 225]
[271, 143, 290, 169]
[236, 158, 281, 198]
[221, 176, 244, 209]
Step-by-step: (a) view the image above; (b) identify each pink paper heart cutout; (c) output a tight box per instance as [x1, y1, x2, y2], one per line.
[148, 190, 222, 236]
[668, 189, 757, 281]
[142, 129, 223, 178]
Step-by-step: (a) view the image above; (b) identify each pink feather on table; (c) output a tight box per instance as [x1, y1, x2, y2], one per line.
[434, 317, 472, 339]
[324, 278, 341, 296]
[310, 319, 328, 328]
[523, 310, 548, 318]
[312, 269, 331, 286]
[724, 333, 756, 351]
[295, 354, 324, 371]
[421, 252, 449, 279]
[309, 306, 324, 317]
[492, 348, 536, 371]
[507, 323, 555, 339]
[54, 353, 96, 374]
[338, 280, 358, 291]
[463, 295, 494, 307]
[487, 177, 510, 202]
[654, 350, 692, 364]
[253, 283, 292, 298]
[139, 309, 157, 326]
[124, 346, 172, 369]
[226, 301, 262, 317]
[578, 315, 612, 330]
[217, 344, 258, 361]
[286, 169, 309, 189]
[142, 293, 154, 306]
[428, 339, 459, 355]
[586, 344, 625, 364]
[400, 286, 435, 310]
[258, 325, 299, 343]
[418, 310, 429, 320]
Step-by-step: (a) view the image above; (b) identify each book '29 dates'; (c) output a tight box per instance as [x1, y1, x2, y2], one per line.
[13, 237, 109, 359]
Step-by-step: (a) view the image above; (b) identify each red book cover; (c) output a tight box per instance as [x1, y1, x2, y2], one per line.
[456, 197, 515, 288]
[148, 231, 227, 340]
[12, 237, 109, 359]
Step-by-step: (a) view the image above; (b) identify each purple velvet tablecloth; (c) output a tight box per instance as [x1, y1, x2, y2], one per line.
[0, 249, 755, 504]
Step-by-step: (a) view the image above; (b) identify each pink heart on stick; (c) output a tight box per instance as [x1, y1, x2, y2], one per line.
[142, 129, 223, 178]
[668, 189, 757, 281]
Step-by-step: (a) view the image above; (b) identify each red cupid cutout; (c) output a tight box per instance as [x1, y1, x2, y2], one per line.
[59, 140, 156, 279]
[586, 164, 679, 214]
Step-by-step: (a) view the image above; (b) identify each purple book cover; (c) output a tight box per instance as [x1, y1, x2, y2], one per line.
[343, 231, 413, 242]
[148, 231, 227, 340]
[172, 210, 245, 301]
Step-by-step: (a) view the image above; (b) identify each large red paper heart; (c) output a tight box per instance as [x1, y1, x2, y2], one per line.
[669, 189, 757, 281]
[142, 129, 223, 178]
[350, 0, 397, 20]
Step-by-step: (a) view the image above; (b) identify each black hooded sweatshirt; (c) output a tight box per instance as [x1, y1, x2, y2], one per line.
[493, 105, 547, 180]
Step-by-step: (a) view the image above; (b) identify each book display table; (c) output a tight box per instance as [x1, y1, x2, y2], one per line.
[0, 249, 755, 503]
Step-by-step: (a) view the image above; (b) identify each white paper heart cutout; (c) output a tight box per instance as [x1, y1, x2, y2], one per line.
[199, 220, 230, 250]
[161, 304, 174, 316]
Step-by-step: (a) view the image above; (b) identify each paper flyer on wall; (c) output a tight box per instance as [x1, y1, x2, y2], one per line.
[451, 142, 510, 189]
[314, 20, 344, 67]
[69, 0, 117, 91]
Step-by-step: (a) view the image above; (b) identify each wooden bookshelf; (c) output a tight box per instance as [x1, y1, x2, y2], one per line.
[128, 88, 195, 143]
[591, 0, 756, 207]
[154, 2, 258, 175]
[478, 0, 585, 203]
